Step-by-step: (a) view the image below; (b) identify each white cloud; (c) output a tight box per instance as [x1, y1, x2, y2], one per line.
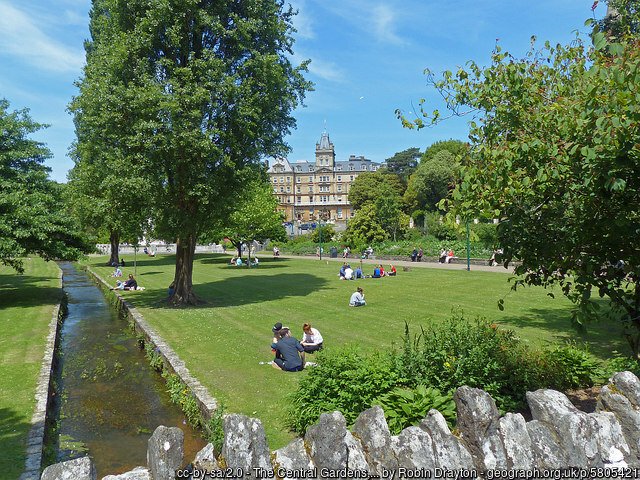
[370, 4, 404, 45]
[291, 0, 315, 39]
[0, 1, 84, 73]
[292, 52, 344, 82]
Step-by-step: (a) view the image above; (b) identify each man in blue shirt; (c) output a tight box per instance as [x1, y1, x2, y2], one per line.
[271, 328, 305, 372]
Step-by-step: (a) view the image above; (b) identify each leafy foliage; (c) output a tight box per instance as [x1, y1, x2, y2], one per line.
[287, 347, 399, 434]
[381, 147, 421, 186]
[373, 385, 456, 434]
[544, 342, 601, 390]
[0, 99, 89, 272]
[341, 204, 389, 250]
[70, 0, 311, 304]
[348, 171, 404, 211]
[401, 17, 640, 355]
[310, 224, 336, 243]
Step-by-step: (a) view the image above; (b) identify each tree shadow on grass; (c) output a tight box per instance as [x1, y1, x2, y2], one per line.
[0, 274, 61, 309]
[499, 306, 630, 360]
[131, 272, 328, 309]
[199, 255, 291, 270]
[0, 406, 33, 478]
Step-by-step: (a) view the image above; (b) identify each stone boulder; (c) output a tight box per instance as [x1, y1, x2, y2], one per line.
[147, 426, 184, 480]
[272, 438, 314, 480]
[221, 414, 271, 479]
[609, 371, 640, 408]
[304, 411, 369, 475]
[526, 420, 569, 469]
[352, 406, 398, 473]
[454, 386, 508, 470]
[391, 426, 436, 469]
[598, 383, 640, 461]
[420, 410, 474, 470]
[40, 456, 96, 480]
[102, 466, 150, 480]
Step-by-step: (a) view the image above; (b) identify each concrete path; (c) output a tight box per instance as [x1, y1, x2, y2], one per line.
[273, 253, 515, 274]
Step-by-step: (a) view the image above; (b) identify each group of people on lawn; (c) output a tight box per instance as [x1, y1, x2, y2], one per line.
[338, 262, 396, 280]
[270, 322, 323, 372]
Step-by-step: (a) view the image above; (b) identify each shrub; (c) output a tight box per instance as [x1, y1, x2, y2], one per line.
[543, 342, 601, 390]
[602, 355, 640, 379]
[287, 347, 399, 434]
[394, 314, 552, 412]
[373, 385, 456, 434]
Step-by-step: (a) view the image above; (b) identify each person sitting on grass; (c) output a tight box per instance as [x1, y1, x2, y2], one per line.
[271, 328, 305, 372]
[114, 274, 137, 291]
[354, 266, 364, 279]
[235, 257, 244, 267]
[111, 266, 123, 277]
[301, 323, 324, 353]
[372, 266, 381, 278]
[349, 287, 366, 307]
[388, 264, 397, 276]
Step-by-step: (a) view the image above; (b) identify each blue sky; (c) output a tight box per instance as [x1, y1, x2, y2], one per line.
[0, 0, 604, 182]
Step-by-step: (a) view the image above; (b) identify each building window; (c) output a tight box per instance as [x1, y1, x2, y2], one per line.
[296, 165, 302, 172]
[308, 186, 313, 193]
[296, 186, 301, 193]
[309, 208, 314, 215]
[337, 196, 342, 202]
[337, 165, 342, 171]
[273, 188, 277, 193]
[309, 196, 313, 203]
[337, 208, 343, 219]
[297, 196, 302, 203]
[286, 186, 290, 192]
[287, 197, 291, 203]
[309, 166, 314, 172]
[280, 186, 284, 192]
[361, 164, 367, 171]
[337, 185, 342, 192]
[337, 176, 342, 182]
[296, 177, 301, 183]
[372, 166, 377, 171]
[272, 178, 277, 184]
[286, 176, 291, 182]
[350, 175, 354, 181]
[349, 164, 354, 171]
[279, 177, 283, 183]
[308, 176, 313, 183]
[350, 211, 355, 217]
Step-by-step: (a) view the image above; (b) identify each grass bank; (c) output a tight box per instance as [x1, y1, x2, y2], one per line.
[0, 258, 61, 480]
[85, 253, 627, 448]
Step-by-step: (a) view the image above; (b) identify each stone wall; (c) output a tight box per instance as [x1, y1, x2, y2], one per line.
[41, 371, 640, 479]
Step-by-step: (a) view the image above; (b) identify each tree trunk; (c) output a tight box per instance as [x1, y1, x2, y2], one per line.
[169, 234, 200, 305]
[107, 231, 120, 266]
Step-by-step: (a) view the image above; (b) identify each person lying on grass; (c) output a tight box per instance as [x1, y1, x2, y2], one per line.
[113, 274, 139, 291]
[271, 328, 305, 372]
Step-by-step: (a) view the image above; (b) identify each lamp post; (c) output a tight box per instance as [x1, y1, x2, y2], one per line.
[466, 221, 471, 272]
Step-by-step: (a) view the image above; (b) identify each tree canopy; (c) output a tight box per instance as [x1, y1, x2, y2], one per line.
[348, 171, 404, 211]
[71, 0, 311, 304]
[0, 99, 89, 272]
[400, 13, 640, 355]
[382, 147, 421, 186]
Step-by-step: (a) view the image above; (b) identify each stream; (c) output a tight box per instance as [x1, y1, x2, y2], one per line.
[49, 262, 206, 476]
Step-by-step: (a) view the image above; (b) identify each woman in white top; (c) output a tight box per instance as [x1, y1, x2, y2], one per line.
[301, 323, 324, 353]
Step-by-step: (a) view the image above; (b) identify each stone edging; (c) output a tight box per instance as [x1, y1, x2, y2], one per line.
[86, 267, 218, 424]
[20, 268, 64, 480]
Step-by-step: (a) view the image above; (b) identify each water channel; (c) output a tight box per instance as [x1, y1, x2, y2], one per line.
[50, 262, 206, 476]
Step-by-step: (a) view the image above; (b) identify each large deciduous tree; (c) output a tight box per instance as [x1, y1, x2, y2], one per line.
[0, 99, 89, 272]
[400, 14, 640, 355]
[72, 0, 311, 304]
[382, 147, 421, 186]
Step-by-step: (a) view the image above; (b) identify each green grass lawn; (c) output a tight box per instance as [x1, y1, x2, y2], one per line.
[0, 257, 61, 480]
[85, 253, 627, 448]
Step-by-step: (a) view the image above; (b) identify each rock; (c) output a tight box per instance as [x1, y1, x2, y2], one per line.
[41, 456, 96, 480]
[419, 410, 474, 470]
[102, 466, 150, 480]
[610, 371, 640, 408]
[527, 390, 599, 467]
[352, 406, 398, 473]
[391, 426, 436, 469]
[598, 384, 640, 461]
[221, 414, 271, 479]
[498, 413, 534, 469]
[147, 426, 184, 480]
[589, 411, 630, 466]
[273, 438, 314, 480]
[192, 443, 221, 474]
[526, 420, 568, 469]
[454, 386, 508, 470]
[304, 411, 369, 476]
